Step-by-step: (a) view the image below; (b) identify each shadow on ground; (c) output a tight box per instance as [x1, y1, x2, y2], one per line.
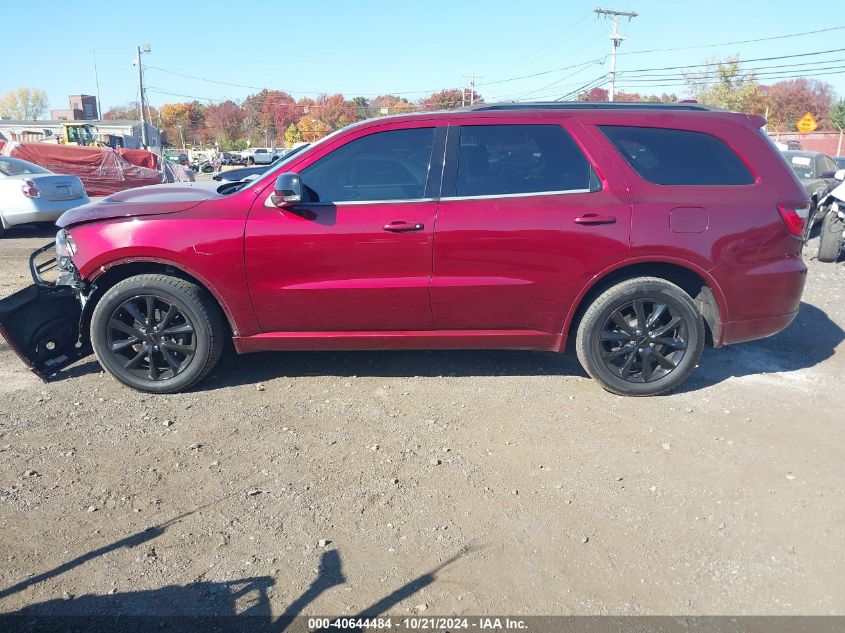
[50, 302, 842, 394]
[0, 514, 470, 632]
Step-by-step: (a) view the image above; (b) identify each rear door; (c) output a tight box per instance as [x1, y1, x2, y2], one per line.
[430, 119, 632, 334]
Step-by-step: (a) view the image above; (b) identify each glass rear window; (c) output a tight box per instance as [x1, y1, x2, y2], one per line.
[600, 125, 754, 186]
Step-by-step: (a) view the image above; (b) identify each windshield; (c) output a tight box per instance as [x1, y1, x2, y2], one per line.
[0, 157, 50, 176]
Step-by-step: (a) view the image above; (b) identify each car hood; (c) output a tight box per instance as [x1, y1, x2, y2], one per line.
[56, 182, 223, 228]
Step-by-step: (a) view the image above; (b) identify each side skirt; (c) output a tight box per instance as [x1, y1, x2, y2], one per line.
[232, 329, 562, 353]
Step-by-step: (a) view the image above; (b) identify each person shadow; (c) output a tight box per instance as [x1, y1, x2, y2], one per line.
[0, 516, 472, 633]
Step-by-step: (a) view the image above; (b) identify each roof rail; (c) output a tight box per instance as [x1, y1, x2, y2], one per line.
[467, 101, 717, 112]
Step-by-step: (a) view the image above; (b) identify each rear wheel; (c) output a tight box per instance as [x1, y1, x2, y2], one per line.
[576, 277, 705, 396]
[818, 209, 844, 263]
[90, 274, 224, 393]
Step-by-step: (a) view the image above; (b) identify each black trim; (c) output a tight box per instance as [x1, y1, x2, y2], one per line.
[30, 241, 59, 286]
[467, 101, 715, 112]
[425, 126, 448, 199]
[441, 124, 459, 199]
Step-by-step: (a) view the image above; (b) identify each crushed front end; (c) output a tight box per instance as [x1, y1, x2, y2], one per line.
[0, 231, 92, 378]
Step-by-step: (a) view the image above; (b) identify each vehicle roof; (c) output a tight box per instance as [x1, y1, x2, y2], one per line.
[354, 101, 756, 129]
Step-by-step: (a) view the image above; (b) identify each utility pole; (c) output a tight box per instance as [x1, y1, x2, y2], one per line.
[92, 49, 103, 119]
[594, 7, 637, 102]
[136, 44, 151, 148]
[462, 72, 483, 105]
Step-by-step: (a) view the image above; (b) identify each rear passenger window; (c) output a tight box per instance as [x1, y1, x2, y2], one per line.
[454, 124, 595, 197]
[600, 126, 754, 186]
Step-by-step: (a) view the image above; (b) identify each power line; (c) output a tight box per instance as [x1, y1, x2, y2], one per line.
[617, 24, 845, 56]
[621, 60, 845, 82]
[615, 68, 845, 91]
[618, 47, 845, 75]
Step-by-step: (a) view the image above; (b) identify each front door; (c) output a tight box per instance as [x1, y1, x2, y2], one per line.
[245, 124, 444, 333]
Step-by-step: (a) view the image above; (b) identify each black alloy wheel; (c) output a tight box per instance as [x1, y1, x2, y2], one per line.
[598, 298, 688, 383]
[106, 294, 197, 381]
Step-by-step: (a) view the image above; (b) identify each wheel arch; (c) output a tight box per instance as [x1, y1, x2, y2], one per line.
[81, 260, 238, 340]
[561, 258, 727, 350]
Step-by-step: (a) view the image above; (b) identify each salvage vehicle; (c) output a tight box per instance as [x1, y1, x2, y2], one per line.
[0, 157, 89, 236]
[0, 102, 810, 396]
[212, 144, 309, 182]
[781, 150, 840, 233]
[817, 169, 845, 263]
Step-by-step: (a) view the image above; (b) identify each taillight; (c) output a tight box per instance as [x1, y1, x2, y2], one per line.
[21, 179, 41, 198]
[777, 203, 810, 237]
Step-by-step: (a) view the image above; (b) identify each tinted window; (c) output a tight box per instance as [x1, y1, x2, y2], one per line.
[600, 126, 754, 185]
[300, 127, 435, 202]
[454, 124, 594, 197]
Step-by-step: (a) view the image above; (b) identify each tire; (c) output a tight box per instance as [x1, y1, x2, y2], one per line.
[90, 274, 225, 393]
[575, 277, 705, 397]
[818, 209, 844, 263]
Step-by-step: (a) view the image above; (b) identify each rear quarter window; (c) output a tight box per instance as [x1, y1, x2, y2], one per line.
[600, 126, 754, 186]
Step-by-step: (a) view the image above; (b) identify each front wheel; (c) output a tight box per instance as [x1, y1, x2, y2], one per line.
[90, 274, 225, 393]
[818, 209, 844, 263]
[575, 277, 705, 396]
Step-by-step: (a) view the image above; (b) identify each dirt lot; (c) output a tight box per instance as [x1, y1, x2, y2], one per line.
[0, 225, 843, 620]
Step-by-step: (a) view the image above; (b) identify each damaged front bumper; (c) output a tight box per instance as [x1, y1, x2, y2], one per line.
[0, 241, 92, 379]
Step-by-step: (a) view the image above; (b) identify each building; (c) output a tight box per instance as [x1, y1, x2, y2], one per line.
[0, 119, 162, 152]
[50, 94, 100, 121]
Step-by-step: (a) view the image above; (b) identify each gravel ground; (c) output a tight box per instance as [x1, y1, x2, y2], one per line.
[0, 225, 843, 619]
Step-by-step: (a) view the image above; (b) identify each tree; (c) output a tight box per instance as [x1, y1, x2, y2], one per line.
[369, 95, 414, 116]
[103, 102, 139, 120]
[685, 58, 764, 115]
[577, 87, 609, 102]
[284, 123, 303, 146]
[204, 100, 245, 142]
[419, 88, 483, 110]
[830, 99, 845, 157]
[314, 93, 357, 130]
[351, 96, 370, 120]
[0, 87, 49, 120]
[764, 78, 835, 133]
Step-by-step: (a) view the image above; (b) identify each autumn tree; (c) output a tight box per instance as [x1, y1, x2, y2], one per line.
[419, 88, 483, 110]
[685, 58, 764, 115]
[0, 87, 49, 120]
[370, 95, 414, 116]
[313, 93, 357, 130]
[285, 123, 303, 146]
[764, 78, 835, 133]
[204, 100, 245, 142]
[103, 102, 141, 120]
[577, 87, 609, 102]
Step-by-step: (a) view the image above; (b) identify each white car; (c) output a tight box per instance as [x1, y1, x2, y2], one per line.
[243, 147, 275, 165]
[0, 157, 89, 236]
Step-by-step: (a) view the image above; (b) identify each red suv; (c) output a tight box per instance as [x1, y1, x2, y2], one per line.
[0, 103, 809, 396]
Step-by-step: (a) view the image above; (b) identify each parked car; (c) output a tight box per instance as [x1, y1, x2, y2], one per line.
[0, 102, 810, 396]
[781, 150, 840, 231]
[242, 147, 275, 165]
[213, 144, 309, 182]
[0, 157, 89, 237]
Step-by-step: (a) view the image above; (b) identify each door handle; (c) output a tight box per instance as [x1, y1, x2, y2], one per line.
[574, 213, 616, 225]
[383, 221, 424, 232]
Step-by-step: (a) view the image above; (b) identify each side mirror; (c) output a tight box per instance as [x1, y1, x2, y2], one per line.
[271, 172, 302, 207]
[835, 169, 845, 181]
[820, 170, 837, 179]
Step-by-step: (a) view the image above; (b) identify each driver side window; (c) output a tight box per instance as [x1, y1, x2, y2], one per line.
[299, 127, 435, 203]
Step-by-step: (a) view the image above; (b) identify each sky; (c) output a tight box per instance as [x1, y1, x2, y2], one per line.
[2, 0, 844, 114]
